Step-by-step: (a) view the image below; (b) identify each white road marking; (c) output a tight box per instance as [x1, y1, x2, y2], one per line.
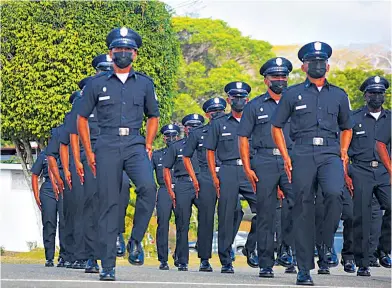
[0, 279, 358, 288]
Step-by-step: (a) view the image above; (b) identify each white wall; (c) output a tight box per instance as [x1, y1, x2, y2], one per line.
[0, 164, 45, 252]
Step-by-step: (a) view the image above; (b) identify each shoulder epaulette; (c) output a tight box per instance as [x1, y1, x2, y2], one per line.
[353, 107, 364, 114]
[135, 71, 154, 82]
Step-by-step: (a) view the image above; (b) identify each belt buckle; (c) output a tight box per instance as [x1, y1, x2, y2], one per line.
[273, 148, 281, 156]
[119, 127, 129, 136]
[370, 161, 379, 168]
[236, 159, 243, 166]
[313, 137, 324, 146]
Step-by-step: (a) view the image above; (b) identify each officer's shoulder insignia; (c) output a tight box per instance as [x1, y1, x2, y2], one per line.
[135, 71, 154, 82]
[352, 107, 364, 115]
[285, 83, 302, 92]
[329, 83, 347, 94]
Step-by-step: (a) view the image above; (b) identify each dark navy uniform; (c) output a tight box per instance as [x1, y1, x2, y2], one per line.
[349, 76, 391, 271]
[204, 110, 257, 267]
[153, 124, 180, 267]
[270, 42, 353, 276]
[77, 28, 159, 271]
[31, 150, 65, 262]
[46, 125, 75, 265]
[238, 57, 295, 273]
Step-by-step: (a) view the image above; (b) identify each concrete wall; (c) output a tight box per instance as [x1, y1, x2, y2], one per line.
[0, 163, 46, 252]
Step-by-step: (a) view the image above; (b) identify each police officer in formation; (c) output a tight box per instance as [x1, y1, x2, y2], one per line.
[345, 76, 391, 276]
[163, 114, 204, 271]
[271, 41, 354, 285]
[238, 57, 296, 277]
[204, 82, 258, 274]
[153, 124, 180, 270]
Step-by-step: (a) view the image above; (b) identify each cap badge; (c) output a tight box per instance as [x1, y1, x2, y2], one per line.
[103, 87, 107, 92]
[314, 42, 322, 51]
[214, 98, 220, 104]
[236, 82, 242, 89]
[168, 124, 173, 129]
[276, 58, 283, 66]
[193, 114, 198, 119]
[374, 76, 381, 83]
[120, 27, 128, 37]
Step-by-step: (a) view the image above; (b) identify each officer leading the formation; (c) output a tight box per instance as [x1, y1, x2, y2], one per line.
[345, 76, 391, 276]
[238, 57, 296, 277]
[77, 27, 159, 281]
[271, 41, 354, 286]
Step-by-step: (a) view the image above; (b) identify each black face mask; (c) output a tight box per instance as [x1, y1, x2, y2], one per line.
[210, 111, 225, 119]
[307, 60, 327, 79]
[112, 51, 133, 69]
[269, 80, 287, 94]
[367, 93, 385, 110]
[230, 97, 247, 112]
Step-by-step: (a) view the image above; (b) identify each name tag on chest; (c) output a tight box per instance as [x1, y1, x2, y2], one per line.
[356, 131, 365, 135]
[99, 96, 110, 101]
[222, 133, 232, 136]
[157, 164, 162, 167]
[295, 105, 307, 110]
[258, 115, 268, 119]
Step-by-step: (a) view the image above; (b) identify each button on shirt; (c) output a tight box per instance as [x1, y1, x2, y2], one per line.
[204, 113, 243, 161]
[238, 92, 293, 150]
[270, 79, 353, 141]
[77, 69, 160, 130]
[163, 138, 199, 178]
[349, 106, 390, 162]
[375, 110, 391, 146]
[31, 150, 56, 199]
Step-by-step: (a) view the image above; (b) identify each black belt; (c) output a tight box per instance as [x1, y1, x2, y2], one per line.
[175, 175, 193, 182]
[100, 127, 140, 136]
[295, 137, 337, 146]
[352, 159, 380, 168]
[221, 159, 243, 166]
[256, 148, 282, 156]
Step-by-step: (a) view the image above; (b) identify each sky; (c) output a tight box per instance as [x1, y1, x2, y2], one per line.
[165, 0, 391, 48]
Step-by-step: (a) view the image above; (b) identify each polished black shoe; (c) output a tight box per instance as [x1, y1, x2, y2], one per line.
[357, 267, 371, 277]
[322, 244, 338, 268]
[317, 260, 330, 275]
[341, 259, 355, 273]
[369, 259, 381, 267]
[376, 249, 391, 268]
[159, 261, 169, 270]
[72, 260, 87, 269]
[116, 233, 126, 257]
[65, 260, 73, 268]
[85, 259, 100, 273]
[221, 264, 234, 274]
[277, 244, 293, 268]
[242, 248, 258, 268]
[172, 253, 179, 267]
[230, 248, 236, 262]
[285, 265, 297, 274]
[99, 267, 115, 281]
[45, 260, 54, 267]
[127, 239, 144, 266]
[199, 260, 213, 272]
[57, 257, 65, 268]
[178, 263, 188, 271]
[296, 270, 314, 286]
[259, 267, 274, 278]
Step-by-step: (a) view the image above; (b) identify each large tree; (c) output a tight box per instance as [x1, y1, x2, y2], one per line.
[1, 0, 180, 182]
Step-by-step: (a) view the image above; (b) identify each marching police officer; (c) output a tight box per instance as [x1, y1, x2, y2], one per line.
[77, 27, 159, 281]
[238, 57, 296, 277]
[182, 98, 225, 272]
[375, 102, 391, 177]
[163, 114, 204, 271]
[153, 124, 180, 270]
[345, 76, 391, 276]
[31, 146, 65, 267]
[271, 41, 353, 285]
[204, 81, 258, 274]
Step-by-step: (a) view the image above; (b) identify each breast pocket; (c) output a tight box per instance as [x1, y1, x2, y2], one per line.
[325, 106, 338, 129]
[97, 97, 114, 116]
[133, 94, 145, 119]
[294, 105, 312, 128]
[352, 126, 368, 148]
[255, 114, 271, 135]
[219, 133, 235, 152]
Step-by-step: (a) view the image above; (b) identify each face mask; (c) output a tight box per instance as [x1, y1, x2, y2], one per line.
[210, 111, 225, 119]
[230, 97, 247, 112]
[112, 51, 133, 69]
[269, 80, 287, 94]
[307, 60, 327, 79]
[367, 93, 385, 109]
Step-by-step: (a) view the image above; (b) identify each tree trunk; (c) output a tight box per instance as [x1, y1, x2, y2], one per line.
[21, 138, 34, 168]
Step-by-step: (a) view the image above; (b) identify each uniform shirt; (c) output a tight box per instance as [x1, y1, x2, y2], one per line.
[152, 147, 169, 186]
[375, 110, 391, 146]
[204, 112, 248, 161]
[163, 138, 199, 178]
[238, 92, 293, 150]
[270, 78, 353, 141]
[183, 124, 210, 167]
[31, 150, 55, 198]
[348, 106, 390, 162]
[78, 69, 160, 130]
[46, 125, 65, 170]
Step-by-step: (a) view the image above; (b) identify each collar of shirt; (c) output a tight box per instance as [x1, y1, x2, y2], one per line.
[304, 77, 330, 91]
[106, 67, 137, 80]
[363, 105, 387, 120]
[227, 112, 241, 121]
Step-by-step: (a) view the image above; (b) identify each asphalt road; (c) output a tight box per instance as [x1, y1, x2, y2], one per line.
[1, 263, 391, 288]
